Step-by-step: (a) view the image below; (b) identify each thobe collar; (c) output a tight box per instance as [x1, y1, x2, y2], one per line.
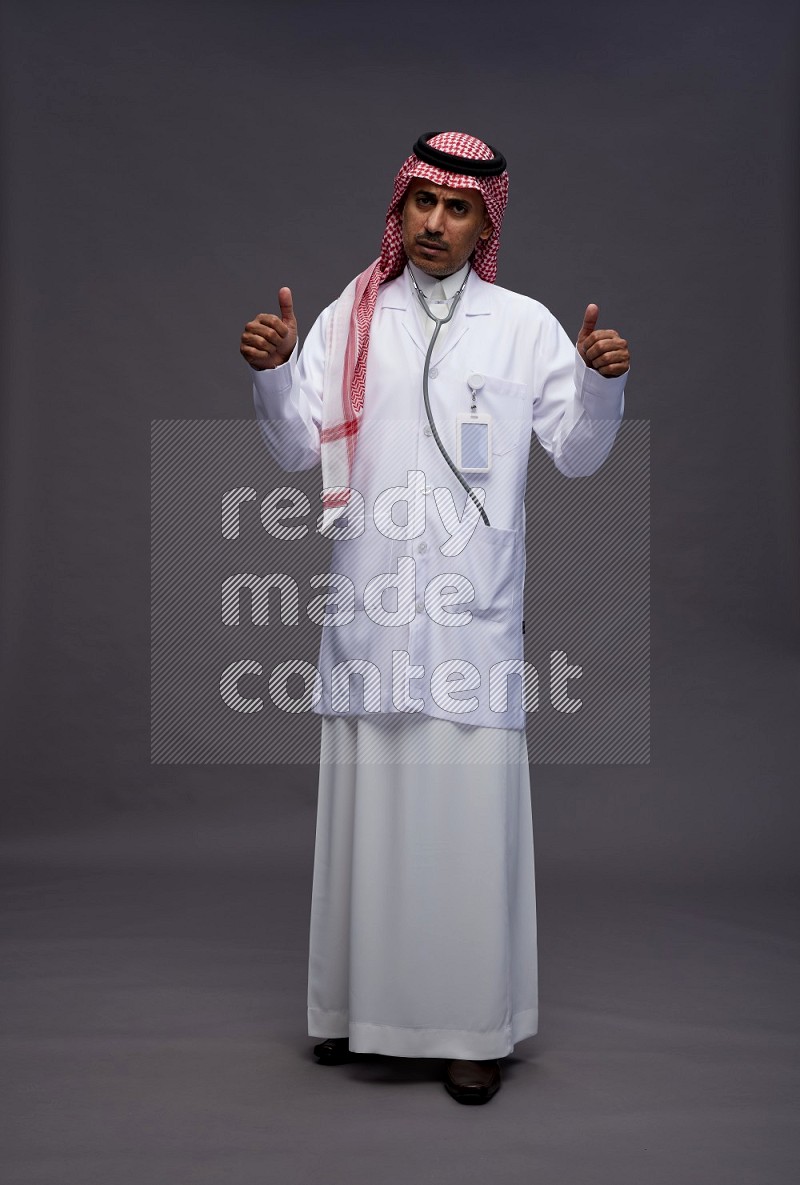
[406, 260, 471, 349]
[407, 260, 471, 302]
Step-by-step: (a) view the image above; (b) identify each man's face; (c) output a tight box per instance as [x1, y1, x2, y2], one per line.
[401, 177, 492, 278]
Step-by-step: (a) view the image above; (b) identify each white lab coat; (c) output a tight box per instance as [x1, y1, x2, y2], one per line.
[253, 265, 626, 731]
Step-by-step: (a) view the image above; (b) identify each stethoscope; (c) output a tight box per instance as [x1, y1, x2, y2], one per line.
[407, 264, 491, 527]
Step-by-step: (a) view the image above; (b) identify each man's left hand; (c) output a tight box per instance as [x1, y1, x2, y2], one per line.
[577, 304, 630, 377]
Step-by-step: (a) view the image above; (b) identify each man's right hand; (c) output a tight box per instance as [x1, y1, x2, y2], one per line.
[240, 287, 298, 370]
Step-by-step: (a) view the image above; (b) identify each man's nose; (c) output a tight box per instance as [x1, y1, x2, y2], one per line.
[424, 201, 446, 234]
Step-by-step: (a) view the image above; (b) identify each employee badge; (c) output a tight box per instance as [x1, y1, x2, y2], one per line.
[456, 373, 492, 473]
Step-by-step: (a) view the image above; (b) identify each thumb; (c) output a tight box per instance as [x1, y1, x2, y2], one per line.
[577, 303, 599, 343]
[278, 286, 296, 326]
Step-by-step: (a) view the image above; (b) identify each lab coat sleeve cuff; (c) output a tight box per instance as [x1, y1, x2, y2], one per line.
[574, 347, 627, 420]
[252, 343, 299, 414]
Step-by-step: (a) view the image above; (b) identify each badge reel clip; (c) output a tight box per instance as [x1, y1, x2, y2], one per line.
[456, 374, 492, 474]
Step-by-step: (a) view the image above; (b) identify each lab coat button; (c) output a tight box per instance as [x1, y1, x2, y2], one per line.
[415, 600, 424, 613]
[429, 367, 439, 379]
[423, 425, 433, 437]
[418, 541, 428, 554]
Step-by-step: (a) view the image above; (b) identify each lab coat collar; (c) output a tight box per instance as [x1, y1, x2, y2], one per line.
[381, 263, 493, 315]
[382, 263, 493, 368]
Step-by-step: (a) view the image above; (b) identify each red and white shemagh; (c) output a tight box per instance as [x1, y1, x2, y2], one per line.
[319, 132, 509, 532]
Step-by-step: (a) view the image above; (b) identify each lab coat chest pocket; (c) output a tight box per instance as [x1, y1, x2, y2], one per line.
[479, 376, 530, 455]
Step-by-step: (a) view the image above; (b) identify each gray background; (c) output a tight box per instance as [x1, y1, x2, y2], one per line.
[1, 1, 798, 1182]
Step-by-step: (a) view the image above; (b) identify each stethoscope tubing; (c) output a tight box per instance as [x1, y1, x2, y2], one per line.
[409, 266, 491, 527]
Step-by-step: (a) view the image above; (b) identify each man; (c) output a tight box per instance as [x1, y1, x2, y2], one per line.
[240, 132, 630, 1104]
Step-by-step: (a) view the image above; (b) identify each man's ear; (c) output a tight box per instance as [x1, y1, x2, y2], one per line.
[478, 218, 492, 242]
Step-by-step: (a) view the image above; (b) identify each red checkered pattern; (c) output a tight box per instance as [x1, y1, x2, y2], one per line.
[320, 132, 509, 526]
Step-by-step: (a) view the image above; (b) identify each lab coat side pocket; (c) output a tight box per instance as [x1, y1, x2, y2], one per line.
[458, 523, 521, 622]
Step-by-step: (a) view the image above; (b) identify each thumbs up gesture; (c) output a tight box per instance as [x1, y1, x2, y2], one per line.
[576, 303, 630, 378]
[240, 287, 298, 371]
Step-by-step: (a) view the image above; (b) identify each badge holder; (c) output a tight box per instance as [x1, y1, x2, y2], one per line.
[456, 374, 492, 474]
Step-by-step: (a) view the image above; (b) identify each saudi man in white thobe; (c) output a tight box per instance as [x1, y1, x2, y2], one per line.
[240, 132, 630, 1104]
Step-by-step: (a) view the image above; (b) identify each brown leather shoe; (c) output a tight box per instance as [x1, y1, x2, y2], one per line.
[312, 1037, 352, 1064]
[444, 1058, 502, 1104]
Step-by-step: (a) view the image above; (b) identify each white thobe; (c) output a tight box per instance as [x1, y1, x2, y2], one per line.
[253, 263, 626, 1058]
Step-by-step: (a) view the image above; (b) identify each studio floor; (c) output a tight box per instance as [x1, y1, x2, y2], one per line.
[1, 795, 797, 1185]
